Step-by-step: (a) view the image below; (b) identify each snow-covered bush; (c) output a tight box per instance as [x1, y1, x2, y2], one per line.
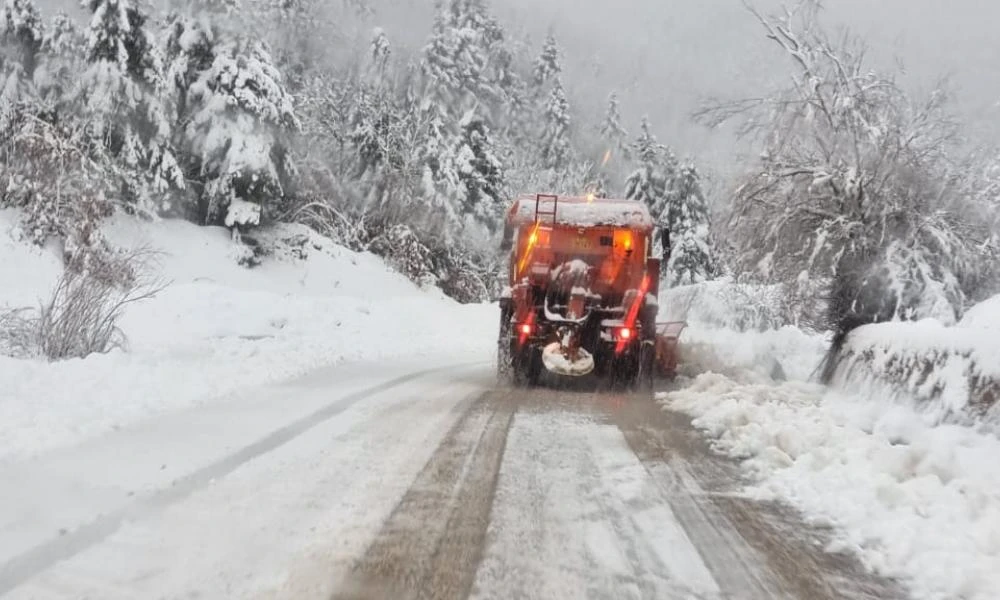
[661, 279, 825, 334]
[0, 248, 165, 360]
[366, 222, 492, 303]
[0, 116, 114, 255]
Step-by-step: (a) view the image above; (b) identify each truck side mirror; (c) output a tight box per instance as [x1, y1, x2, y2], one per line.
[660, 228, 671, 262]
[500, 224, 514, 252]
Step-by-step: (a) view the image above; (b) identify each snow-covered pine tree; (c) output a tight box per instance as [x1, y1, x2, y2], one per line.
[184, 35, 300, 227]
[79, 0, 183, 213]
[36, 12, 84, 108]
[421, 0, 490, 116]
[409, 97, 455, 223]
[0, 0, 43, 134]
[369, 27, 391, 79]
[532, 33, 561, 89]
[455, 111, 503, 233]
[663, 163, 715, 285]
[1, 0, 41, 75]
[538, 76, 571, 171]
[599, 91, 628, 159]
[624, 117, 666, 211]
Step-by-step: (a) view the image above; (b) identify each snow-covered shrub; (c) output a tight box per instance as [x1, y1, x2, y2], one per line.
[0, 116, 114, 254]
[366, 222, 491, 303]
[0, 307, 38, 358]
[367, 223, 438, 289]
[661, 279, 825, 333]
[0, 248, 165, 360]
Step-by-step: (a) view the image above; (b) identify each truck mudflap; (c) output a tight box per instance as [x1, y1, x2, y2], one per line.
[654, 321, 687, 379]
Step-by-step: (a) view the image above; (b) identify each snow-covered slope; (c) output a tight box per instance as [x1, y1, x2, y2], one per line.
[0, 210, 495, 463]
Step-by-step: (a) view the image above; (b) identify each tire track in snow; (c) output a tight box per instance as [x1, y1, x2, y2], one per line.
[0, 365, 466, 596]
[615, 393, 907, 600]
[332, 390, 514, 600]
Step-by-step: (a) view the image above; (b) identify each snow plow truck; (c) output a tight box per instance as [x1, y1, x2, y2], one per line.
[498, 193, 685, 387]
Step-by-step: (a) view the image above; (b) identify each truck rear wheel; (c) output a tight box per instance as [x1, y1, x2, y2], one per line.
[636, 342, 656, 392]
[513, 347, 542, 387]
[497, 305, 514, 383]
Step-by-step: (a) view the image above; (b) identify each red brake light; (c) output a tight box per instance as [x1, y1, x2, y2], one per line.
[619, 327, 632, 340]
[520, 323, 533, 335]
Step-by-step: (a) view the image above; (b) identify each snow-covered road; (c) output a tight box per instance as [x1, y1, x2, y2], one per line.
[0, 360, 905, 600]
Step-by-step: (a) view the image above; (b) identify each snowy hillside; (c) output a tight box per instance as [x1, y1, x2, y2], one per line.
[0, 210, 495, 463]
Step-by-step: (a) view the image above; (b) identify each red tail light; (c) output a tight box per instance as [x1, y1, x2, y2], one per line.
[520, 323, 533, 336]
[619, 327, 632, 340]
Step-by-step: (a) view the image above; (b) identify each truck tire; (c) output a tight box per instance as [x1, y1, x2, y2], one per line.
[635, 342, 656, 393]
[513, 346, 542, 387]
[497, 305, 514, 383]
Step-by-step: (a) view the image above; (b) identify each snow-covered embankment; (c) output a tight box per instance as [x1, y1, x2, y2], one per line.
[659, 283, 1000, 600]
[830, 299, 1000, 427]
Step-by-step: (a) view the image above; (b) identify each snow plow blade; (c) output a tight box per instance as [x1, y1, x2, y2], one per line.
[654, 321, 686, 380]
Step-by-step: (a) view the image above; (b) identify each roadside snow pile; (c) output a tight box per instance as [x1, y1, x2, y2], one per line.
[0, 210, 495, 463]
[660, 373, 1000, 600]
[832, 297, 1000, 427]
[661, 281, 828, 382]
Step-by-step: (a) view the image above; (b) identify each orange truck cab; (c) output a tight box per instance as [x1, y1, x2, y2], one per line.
[498, 194, 672, 386]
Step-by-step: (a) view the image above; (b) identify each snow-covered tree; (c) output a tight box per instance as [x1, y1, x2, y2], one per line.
[0, 0, 43, 133]
[78, 0, 183, 211]
[697, 1, 990, 342]
[183, 36, 300, 227]
[623, 117, 713, 282]
[421, 0, 493, 114]
[532, 33, 561, 88]
[35, 12, 84, 106]
[538, 77, 571, 170]
[599, 91, 628, 160]
[1, 0, 41, 75]
[455, 112, 503, 233]
[663, 164, 715, 285]
[369, 27, 390, 79]
[624, 117, 667, 212]
[413, 98, 461, 230]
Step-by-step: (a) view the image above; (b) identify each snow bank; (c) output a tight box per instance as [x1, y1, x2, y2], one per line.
[831, 298, 1000, 428]
[661, 280, 828, 382]
[0, 212, 495, 463]
[660, 374, 1000, 600]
